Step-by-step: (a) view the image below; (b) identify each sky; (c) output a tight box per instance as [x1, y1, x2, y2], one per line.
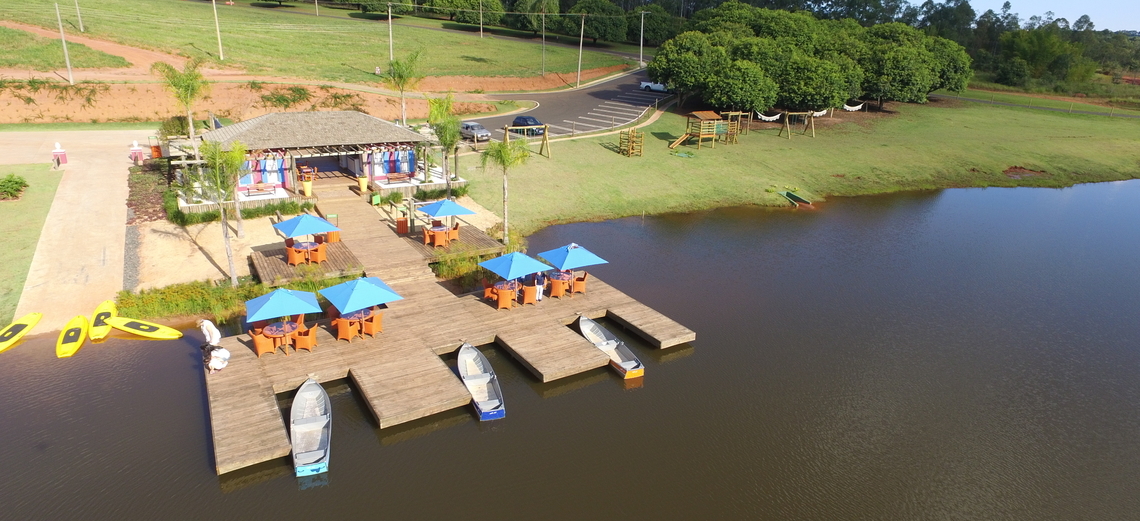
[967, 0, 1140, 32]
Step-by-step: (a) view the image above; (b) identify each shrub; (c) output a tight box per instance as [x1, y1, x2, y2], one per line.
[163, 189, 313, 226]
[0, 174, 30, 199]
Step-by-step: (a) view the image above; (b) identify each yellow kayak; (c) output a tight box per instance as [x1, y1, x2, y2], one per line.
[107, 317, 183, 340]
[0, 312, 43, 353]
[57, 315, 89, 358]
[89, 300, 117, 341]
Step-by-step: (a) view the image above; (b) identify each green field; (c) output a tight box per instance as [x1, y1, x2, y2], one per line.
[934, 87, 1140, 117]
[462, 100, 1140, 235]
[0, 26, 130, 70]
[0, 164, 63, 324]
[0, 121, 160, 132]
[0, 0, 629, 83]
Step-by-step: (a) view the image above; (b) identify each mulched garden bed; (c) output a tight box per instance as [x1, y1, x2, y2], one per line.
[127, 161, 170, 225]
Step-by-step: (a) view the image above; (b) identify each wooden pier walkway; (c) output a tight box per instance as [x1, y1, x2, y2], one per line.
[249, 243, 364, 287]
[205, 182, 695, 475]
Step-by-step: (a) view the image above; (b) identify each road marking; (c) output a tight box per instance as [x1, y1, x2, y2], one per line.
[617, 92, 663, 101]
[602, 101, 640, 110]
[564, 120, 605, 129]
[591, 107, 642, 116]
[578, 116, 622, 125]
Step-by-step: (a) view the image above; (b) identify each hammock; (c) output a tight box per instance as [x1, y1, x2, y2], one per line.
[755, 111, 782, 122]
[843, 102, 865, 111]
[810, 109, 829, 118]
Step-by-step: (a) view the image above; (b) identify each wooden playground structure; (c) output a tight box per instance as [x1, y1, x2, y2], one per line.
[668, 111, 744, 150]
[618, 128, 644, 157]
[777, 110, 827, 139]
[503, 124, 551, 158]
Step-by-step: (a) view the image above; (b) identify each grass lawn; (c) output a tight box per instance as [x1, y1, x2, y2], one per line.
[0, 0, 628, 83]
[934, 87, 1140, 116]
[0, 26, 130, 70]
[0, 121, 160, 132]
[461, 100, 1140, 235]
[0, 164, 63, 324]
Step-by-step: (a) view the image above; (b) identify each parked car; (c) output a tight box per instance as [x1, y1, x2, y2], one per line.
[640, 81, 668, 92]
[460, 121, 491, 142]
[510, 115, 545, 136]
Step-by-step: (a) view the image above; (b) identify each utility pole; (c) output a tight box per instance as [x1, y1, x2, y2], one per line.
[576, 14, 585, 88]
[55, 4, 73, 85]
[314, 0, 318, 16]
[211, 0, 224, 60]
[74, 0, 84, 32]
[479, 0, 484, 38]
[387, 3, 394, 62]
[638, 11, 647, 67]
[540, 7, 546, 76]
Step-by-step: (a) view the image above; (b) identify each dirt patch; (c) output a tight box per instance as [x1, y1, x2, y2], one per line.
[126, 163, 170, 225]
[419, 64, 630, 93]
[0, 81, 493, 124]
[1003, 166, 1046, 179]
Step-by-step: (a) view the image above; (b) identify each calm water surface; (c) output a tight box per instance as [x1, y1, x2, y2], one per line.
[3, 181, 1140, 519]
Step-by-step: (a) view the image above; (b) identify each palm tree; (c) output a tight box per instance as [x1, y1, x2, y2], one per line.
[151, 58, 210, 165]
[480, 138, 530, 245]
[381, 50, 424, 126]
[428, 94, 461, 198]
[185, 140, 249, 287]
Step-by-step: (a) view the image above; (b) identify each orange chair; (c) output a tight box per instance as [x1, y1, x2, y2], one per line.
[292, 327, 316, 352]
[431, 219, 443, 228]
[422, 228, 432, 245]
[287, 247, 305, 266]
[482, 279, 495, 301]
[495, 288, 515, 310]
[520, 285, 538, 306]
[549, 279, 567, 299]
[335, 318, 359, 342]
[250, 320, 270, 331]
[361, 312, 383, 337]
[285, 238, 295, 248]
[250, 330, 275, 358]
[433, 230, 449, 248]
[326, 230, 341, 243]
[572, 272, 588, 295]
[315, 234, 326, 245]
[448, 223, 460, 242]
[325, 305, 341, 320]
[310, 243, 327, 264]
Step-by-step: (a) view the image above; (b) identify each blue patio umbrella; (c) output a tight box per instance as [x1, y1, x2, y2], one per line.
[538, 243, 608, 271]
[273, 213, 340, 239]
[478, 252, 553, 281]
[245, 288, 322, 323]
[318, 277, 404, 314]
[416, 199, 476, 218]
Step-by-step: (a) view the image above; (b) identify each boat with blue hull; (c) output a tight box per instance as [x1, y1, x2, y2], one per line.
[457, 344, 506, 421]
[290, 379, 331, 477]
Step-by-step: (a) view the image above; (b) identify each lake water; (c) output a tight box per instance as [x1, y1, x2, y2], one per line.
[3, 181, 1140, 519]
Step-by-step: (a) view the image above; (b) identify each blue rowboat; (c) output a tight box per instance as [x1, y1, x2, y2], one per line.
[457, 344, 506, 421]
[290, 379, 331, 477]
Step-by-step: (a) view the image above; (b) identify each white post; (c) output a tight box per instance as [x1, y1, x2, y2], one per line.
[576, 14, 584, 88]
[479, 0, 484, 38]
[387, 3, 394, 62]
[540, 8, 546, 76]
[74, 0, 84, 32]
[55, 4, 73, 85]
[639, 11, 646, 67]
[314, 0, 319, 16]
[211, 0, 224, 60]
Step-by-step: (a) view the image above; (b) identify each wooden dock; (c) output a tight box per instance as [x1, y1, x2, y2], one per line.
[205, 182, 695, 475]
[249, 243, 364, 286]
[400, 225, 506, 260]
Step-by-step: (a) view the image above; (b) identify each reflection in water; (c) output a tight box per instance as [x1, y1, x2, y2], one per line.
[218, 459, 292, 494]
[652, 343, 695, 364]
[622, 377, 644, 390]
[528, 368, 610, 398]
[376, 407, 472, 446]
[297, 473, 329, 491]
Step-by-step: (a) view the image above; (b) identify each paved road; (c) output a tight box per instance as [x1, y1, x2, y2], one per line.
[466, 70, 671, 140]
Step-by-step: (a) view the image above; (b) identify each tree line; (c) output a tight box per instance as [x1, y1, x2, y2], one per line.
[648, 2, 970, 111]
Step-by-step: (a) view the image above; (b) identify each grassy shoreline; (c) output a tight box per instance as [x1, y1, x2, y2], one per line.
[462, 99, 1140, 235]
[0, 164, 63, 324]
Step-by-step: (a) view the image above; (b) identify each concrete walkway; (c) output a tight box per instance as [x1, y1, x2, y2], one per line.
[0, 129, 153, 332]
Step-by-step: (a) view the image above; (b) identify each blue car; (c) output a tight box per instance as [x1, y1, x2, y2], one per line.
[510, 115, 545, 136]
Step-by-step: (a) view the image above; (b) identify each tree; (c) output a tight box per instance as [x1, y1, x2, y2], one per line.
[151, 58, 210, 178]
[178, 140, 249, 288]
[428, 94, 462, 198]
[381, 50, 424, 127]
[568, 0, 627, 44]
[862, 44, 936, 106]
[647, 31, 728, 105]
[626, 4, 678, 46]
[703, 59, 777, 111]
[924, 35, 972, 92]
[775, 51, 848, 110]
[455, 0, 505, 26]
[480, 138, 530, 246]
[510, 0, 560, 33]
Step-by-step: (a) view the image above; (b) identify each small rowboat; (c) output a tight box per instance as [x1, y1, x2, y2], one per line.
[290, 378, 331, 477]
[578, 316, 644, 379]
[457, 343, 505, 420]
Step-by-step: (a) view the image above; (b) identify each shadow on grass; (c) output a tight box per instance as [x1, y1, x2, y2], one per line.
[651, 131, 678, 142]
[599, 141, 622, 154]
[250, 2, 296, 7]
[349, 12, 392, 20]
[460, 55, 493, 63]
